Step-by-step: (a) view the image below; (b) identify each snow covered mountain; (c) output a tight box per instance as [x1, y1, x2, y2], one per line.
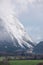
[0, 16, 34, 50]
[0, 0, 34, 52]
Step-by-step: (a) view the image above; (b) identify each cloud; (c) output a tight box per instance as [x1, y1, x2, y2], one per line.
[10, 0, 43, 16]
[1, 0, 43, 16]
[25, 25, 43, 42]
[0, 0, 43, 42]
[14, 0, 36, 15]
[12, 0, 43, 42]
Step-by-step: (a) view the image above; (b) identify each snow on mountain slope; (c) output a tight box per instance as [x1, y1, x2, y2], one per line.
[1, 15, 33, 49]
[0, 0, 34, 49]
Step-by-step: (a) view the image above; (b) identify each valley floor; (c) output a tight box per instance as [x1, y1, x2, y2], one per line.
[0, 57, 43, 65]
[9, 60, 43, 65]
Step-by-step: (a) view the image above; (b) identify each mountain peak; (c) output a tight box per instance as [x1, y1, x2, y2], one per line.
[0, 0, 34, 51]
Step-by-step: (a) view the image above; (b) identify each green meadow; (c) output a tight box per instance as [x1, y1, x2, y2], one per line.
[9, 60, 43, 65]
[0, 57, 43, 65]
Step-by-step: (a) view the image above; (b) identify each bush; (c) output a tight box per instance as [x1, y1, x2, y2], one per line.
[37, 62, 43, 65]
[0, 59, 10, 65]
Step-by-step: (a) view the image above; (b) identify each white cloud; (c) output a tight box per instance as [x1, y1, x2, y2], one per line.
[0, 0, 43, 42]
[11, 0, 43, 16]
[25, 25, 43, 42]
[1, 0, 43, 16]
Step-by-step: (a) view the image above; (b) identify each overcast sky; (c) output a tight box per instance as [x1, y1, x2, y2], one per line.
[14, 0, 43, 42]
[0, 0, 43, 43]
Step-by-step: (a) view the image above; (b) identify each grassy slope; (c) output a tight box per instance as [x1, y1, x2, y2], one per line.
[9, 60, 43, 65]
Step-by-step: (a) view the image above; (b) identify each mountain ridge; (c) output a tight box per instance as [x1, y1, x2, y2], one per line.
[0, 0, 34, 54]
[33, 41, 43, 54]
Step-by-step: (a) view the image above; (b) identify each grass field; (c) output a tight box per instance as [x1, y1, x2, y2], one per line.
[9, 60, 43, 65]
[0, 57, 43, 65]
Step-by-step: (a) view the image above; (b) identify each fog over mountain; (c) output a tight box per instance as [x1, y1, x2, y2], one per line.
[0, 0, 34, 52]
